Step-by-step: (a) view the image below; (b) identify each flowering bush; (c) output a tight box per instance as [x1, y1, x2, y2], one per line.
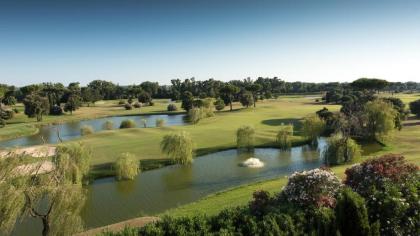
[344, 154, 418, 196]
[283, 168, 342, 208]
[344, 154, 419, 235]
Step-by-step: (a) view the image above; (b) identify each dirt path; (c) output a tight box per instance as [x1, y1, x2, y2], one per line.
[76, 216, 159, 236]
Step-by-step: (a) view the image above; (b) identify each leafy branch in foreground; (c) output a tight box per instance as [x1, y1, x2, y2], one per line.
[0, 143, 91, 236]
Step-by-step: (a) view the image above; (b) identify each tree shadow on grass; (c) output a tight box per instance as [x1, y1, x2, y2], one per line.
[261, 118, 303, 131]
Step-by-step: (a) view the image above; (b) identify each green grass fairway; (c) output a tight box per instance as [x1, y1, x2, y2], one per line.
[161, 115, 420, 217]
[68, 96, 339, 165]
[0, 99, 182, 141]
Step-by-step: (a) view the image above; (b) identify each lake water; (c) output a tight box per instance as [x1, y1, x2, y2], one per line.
[0, 114, 187, 148]
[13, 139, 333, 235]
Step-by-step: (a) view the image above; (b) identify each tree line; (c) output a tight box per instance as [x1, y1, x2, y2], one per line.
[1, 78, 420, 125]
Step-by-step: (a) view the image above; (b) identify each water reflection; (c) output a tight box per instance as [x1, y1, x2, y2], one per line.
[11, 138, 381, 236]
[0, 114, 187, 148]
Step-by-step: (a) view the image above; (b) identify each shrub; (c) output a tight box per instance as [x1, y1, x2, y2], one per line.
[133, 102, 141, 108]
[167, 103, 177, 111]
[124, 103, 133, 110]
[409, 99, 420, 117]
[160, 131, 194, 164]
[140, 215, 210, 235]
[114, 153, 139, 180]
[249, 190, 272, 218]
[344, 154, 418, 196]
[240, 91, 254, 107]
[364, 99, 398, 142]
[188, 107, 203, 124]
[282, 168, 342, 208]
[138, 92, 152, 104]
[344, 154, 419, 235]
[335, 187, 371, 236]
[102, 120, 114, 130]
[149, 101, 154, 106]
[324, 133, 361, 165]
[301, 114, 325, 145]
[13, 108, 19, 114]
[155, 118, 165, 127]
[236, 125, 255, 151]
[118, 100, 125, 105]
[119, 119, 136, 129]
[80, 125, 94, 136]
[0, 108, 14, 120]
[214, 98, 225, 111]
[276, 125, 293, 150]
[50, 105, 63, 115]
[314, 207, 337, 236]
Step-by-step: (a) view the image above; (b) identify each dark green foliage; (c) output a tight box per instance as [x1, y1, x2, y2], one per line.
[138, 91, 152, 104]
[336, 188, 370, 236]
[324, 90, 343, 104]
[325, 133, 361, 165]
[382, 97, 407, 130]
[351, 78, 388, 91]
[50, 105, 63, 115]
[315, 207, 337, 236]
[214, 98, 225, 111]
[249, 190, 272, 218]
[181, 91, 194, 111]
[119, 119, 136, 129]
[124, 103, 133, 110]
[109, 167, 417, 236]
[409, 99, 420, 117]
[2, 96, 16, 106]
[220, 84, 240, 111]
[133, 102, 141, 108]
[139, 215, 211, 235]
[239, 91, 254, 108]
[23, 94, 50, 121]
[344, 154, 419, 235]
[167, 103, 177, 111]
[64, 94, 81, 114]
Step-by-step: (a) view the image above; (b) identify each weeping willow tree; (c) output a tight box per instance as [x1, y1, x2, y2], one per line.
[0, 142, 91, 236]
[102, 120, 114, 130]
[301, 114, 326, 145]
[236, 125, 255, 151]
[188, 107, 203, 124]
[276, 125, 294, 150]
[160, 131, 194, 164]
[114, 153, 140, 180]
[324, 133, 361, 166]
[364, 99, 398, 142]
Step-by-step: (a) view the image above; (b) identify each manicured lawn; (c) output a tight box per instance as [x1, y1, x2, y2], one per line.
[161, 115, 420, 217]
[0, 99, 182, 141]
[67, 96, 339, 165]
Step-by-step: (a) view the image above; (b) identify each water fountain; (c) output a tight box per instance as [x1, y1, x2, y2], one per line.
[239, 157, 265, 168]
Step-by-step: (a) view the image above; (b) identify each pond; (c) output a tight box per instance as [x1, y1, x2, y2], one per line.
[0, 114, 187, 148]
[10, 139, 382, 235]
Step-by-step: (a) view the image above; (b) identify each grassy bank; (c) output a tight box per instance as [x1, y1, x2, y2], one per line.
[67, 97, 339, 167]
[161, 116, 420, 217]
[0, 99, 182, 141]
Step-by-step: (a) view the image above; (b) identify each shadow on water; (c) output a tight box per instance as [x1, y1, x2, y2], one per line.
[0, 114, 187, 148]
[11, 138, 382, 235]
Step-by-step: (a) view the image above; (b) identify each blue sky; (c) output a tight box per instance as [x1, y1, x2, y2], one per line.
[1, 0, 420, 86]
